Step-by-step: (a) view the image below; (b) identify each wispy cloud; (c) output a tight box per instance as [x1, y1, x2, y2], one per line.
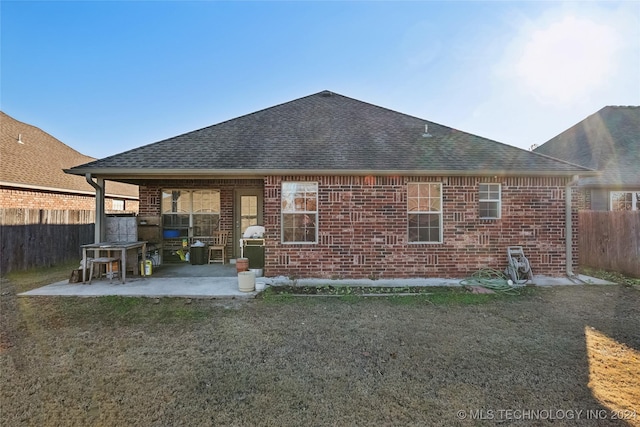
[512, 15, 622, 106]
[459, 3, 639, 150]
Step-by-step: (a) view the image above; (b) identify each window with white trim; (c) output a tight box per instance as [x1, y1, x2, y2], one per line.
[161, 189, 221, 238]
[479, 183, 501, 219]
[610, 191, 640, 211]
[408, 182, 442, 243]
[281, 182, 318, 243]
[111, 199, 125, 211]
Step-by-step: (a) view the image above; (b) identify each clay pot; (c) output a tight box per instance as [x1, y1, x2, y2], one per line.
[236, 258, 249, 273]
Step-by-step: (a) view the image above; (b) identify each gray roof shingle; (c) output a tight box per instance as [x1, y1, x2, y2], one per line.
[67, 91, 593, 177]
[534, 106, 639, 187]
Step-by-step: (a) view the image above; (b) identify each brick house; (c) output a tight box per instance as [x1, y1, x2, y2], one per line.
[1, 111, 139, 213]
[534, 106, 639, 211]
[65, 91, 594, 279]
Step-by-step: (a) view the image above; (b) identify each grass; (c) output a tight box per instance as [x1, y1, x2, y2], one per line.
[2, 260, 79, 294]
[1, 264, 639, 426]
[261, 284, 535, 306]
[579, 266, 640, 287]
[1, 264, 215, 328]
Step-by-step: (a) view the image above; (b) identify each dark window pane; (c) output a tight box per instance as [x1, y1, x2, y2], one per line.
[408, 213, 440, 242]
[283, 213, 317, 243]
[479, 201, 499, 218]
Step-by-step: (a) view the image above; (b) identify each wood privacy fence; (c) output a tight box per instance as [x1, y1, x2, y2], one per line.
[579, 211, 640, 278]
[0, 209, 95, 274]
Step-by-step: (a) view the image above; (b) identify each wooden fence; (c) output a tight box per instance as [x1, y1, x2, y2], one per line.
[0, 209, 95, 274]
[579, 211, 640, 278]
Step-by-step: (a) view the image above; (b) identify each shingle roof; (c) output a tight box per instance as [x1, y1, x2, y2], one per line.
[534, 106, 639, 188]
[0, 112, 138, 198]
[66, 91, 593, 179]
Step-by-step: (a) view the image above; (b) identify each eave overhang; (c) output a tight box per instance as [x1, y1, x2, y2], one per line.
[64, 167, 599, 180]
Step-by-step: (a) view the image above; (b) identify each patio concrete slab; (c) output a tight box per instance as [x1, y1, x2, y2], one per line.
[17, 273, 615, 299]
[18, 276, 261, 298]
[270, 274, 615, 287]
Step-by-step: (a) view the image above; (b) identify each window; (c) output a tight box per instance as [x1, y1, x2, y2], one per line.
[610, 191, 640, 211]
[408, 182, 442, 243]
[161, 189, 221, 238]
[479, 183, 501, 219]
[111, 199, 125, 211]
[282, 182, 317, 243]
[240, 195, 259, 232]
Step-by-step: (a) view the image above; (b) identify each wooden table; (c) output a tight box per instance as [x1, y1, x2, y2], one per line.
[81, 241, 147, 284]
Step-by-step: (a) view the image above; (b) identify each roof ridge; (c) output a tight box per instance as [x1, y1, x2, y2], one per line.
[64, 91, 597, 178]
[1, 111, 138, 197]
[0, 111, 96, 160]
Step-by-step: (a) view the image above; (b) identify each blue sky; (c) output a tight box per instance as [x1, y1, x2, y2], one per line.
[2, 1, 639, 159]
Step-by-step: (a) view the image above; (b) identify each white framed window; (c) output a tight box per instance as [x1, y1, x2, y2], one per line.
[111, 199, 125, 211]
[610, 191, 640, 211]
[281, 182, 318, 243]
[161, 189, 221, 238]
[408, 182, 442, 243]
[479, 183, 501, 219]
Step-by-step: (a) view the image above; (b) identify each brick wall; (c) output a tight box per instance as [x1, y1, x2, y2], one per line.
[0, 187, 138, 213]
[264, 175, 577, 279]
[573, 188, 590, 210]
[136, 176, 577, 279]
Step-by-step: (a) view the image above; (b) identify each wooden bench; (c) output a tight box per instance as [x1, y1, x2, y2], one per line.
[88, 257, 122, 284]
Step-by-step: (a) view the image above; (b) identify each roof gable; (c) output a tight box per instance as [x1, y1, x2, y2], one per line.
[534, 106, 640, 187]
[0, 112, 138, 198]
[67, 91, 593, 178]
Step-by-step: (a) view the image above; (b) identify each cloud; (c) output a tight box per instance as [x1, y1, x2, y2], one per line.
[512, 15, 622, 106]
[457, 4, 640, 150]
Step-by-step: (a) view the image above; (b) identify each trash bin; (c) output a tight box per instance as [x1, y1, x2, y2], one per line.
[190, 246, 207, 265]
[243, 244, 265, 270]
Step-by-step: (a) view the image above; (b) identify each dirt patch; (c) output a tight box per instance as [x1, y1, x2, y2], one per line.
[1, 281, 639, 426]
[267, 285, 439, 296]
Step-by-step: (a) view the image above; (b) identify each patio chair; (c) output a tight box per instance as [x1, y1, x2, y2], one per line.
[89, 257, 121, 283]
[208, 230, 230, 264]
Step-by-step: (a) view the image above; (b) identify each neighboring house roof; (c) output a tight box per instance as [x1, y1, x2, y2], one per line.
[0, 111, 138, 198]
[534, 106, 639, 188]
[66, 91, 594, 181]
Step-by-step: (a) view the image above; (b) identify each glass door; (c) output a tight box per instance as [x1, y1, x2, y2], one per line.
[234, 189, 263, 258]
[161, 189, 220, 262]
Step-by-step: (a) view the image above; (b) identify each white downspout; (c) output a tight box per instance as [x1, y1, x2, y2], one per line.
[85, 173, 106, 243]
[565, 175, 580, 277]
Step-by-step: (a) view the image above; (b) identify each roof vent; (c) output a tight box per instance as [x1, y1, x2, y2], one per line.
[320, 90, 333, 97]
[17, 134, 24, 144]
[422, 124, 432, 138]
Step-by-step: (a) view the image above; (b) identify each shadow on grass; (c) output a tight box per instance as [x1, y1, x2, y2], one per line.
[41, 296, 213, 326]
